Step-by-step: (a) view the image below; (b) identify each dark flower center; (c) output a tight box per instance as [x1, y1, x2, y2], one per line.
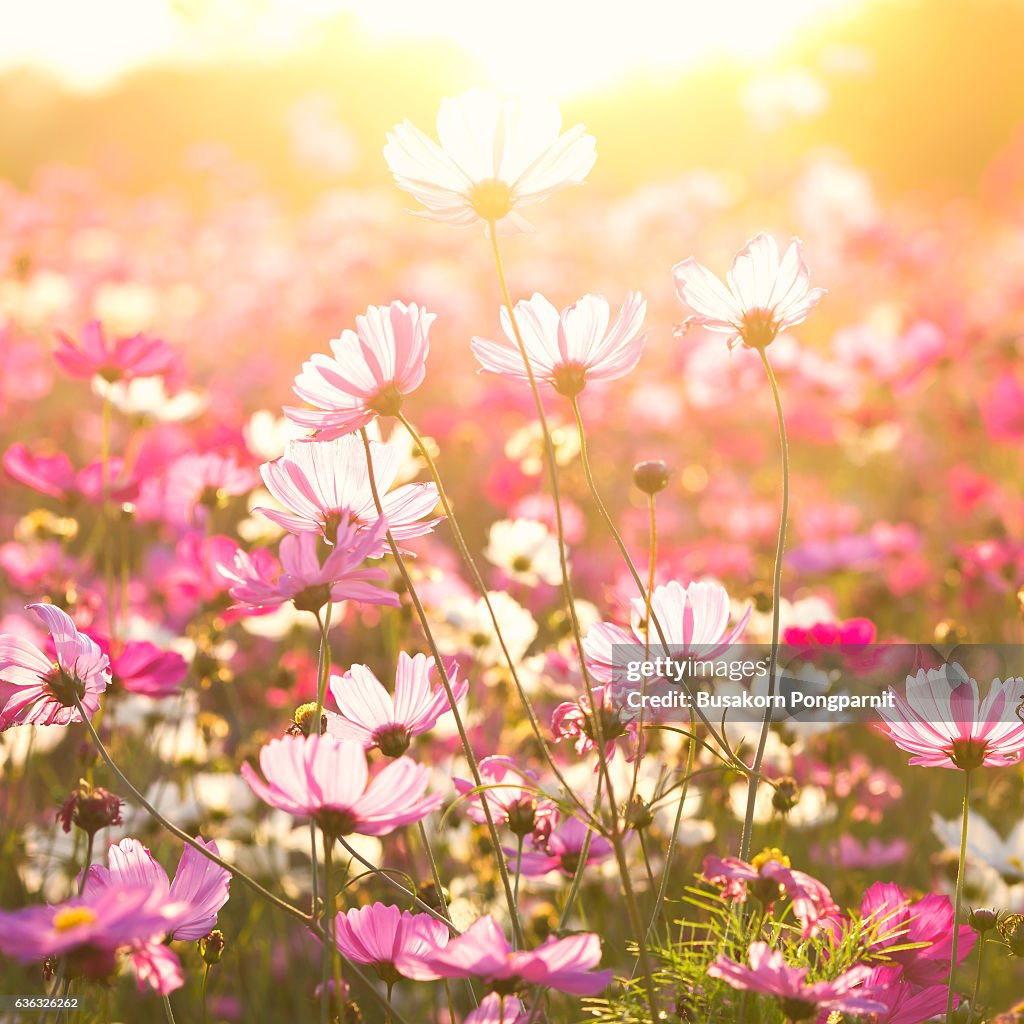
[949, 736, 988, 771]
[293, 584, 332, 615]
[374, 724, 411, 758]
[739, 307, 781, 350]
[46, 666, 86, 709]
[368, 384, 404, 417]
[778, 997, 816, 1021]
[316, 807, 359, 838]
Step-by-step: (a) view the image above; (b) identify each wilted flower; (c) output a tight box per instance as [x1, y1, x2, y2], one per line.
[384, 89, 596, 232]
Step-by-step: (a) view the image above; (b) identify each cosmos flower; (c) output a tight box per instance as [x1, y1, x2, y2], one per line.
[84, 836, 231, 941]
[396, 915, 613, 996]
[53, 320, 180, 382]
[254, 436, 440, 551]
[384, 89, 596, 232]
[932, 809, 1024, 884]
[219, 521, 399, 614]
[0, 886, 188, 974]
[328, 652, 465, 755]
[109, 641, 187, 698]
[859, 881, 975, 986]
[877, 663, 1024, 769]
[431, 590, 537, 665]
[583, 579, 750, 683]
[703, 849, 839, 939]
[859, 966, 951, 1024]
[707, 942, 885, 1020]
[551, 685, 637, 762]
[287, 301, 434, 440]
[673, 233, 825, 350]
[0, 603, 111, 730]
[464, 994, 527, 1024]
[3, 443, 131, 504]
[471, 292, 646, 396]
[240, 733, 441, 837]
[513, 814, 613, 878]
[453, 755, 557, 837]
[332, 903, 450, 983]
[484, 517, 562, 586]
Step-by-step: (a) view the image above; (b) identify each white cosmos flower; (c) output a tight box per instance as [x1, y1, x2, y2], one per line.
[432, 590, 537, 665]
[384, 89, 596, 233]
[932, 811, 1024, 884]
[484, 518, 562, 587]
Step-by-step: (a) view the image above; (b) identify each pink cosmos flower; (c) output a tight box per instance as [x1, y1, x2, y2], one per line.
[328, 652, 465, 755]
[110, 641, 188, 698]
[396, 915, 612, 996]
[859, 881, 974, 986]
[332, 903, 449, 982]
[3, 444, 132, 504]
[471, 292, 646, 396]
[0, 886, 188, 981]
[0, 603, 111, 730]
[162, 451, 259, 526]
[84, 836, 231, 942]
[54, 320, 180, 382]
[241, 733, 441, 836]
[860, 966, 951, 1024]
[707, 942, 885, 1019]
[583, 580, 750, 683]
[878, 663, 1024, 769]
[465, 994, 527, 1024]
[286, 302, 434, 439]
[673, 233, 825, 350]
[384, 89, 596, 232]
[220, 521, 399, 615]
[703, 850, 838, 939]
[551, 684, 638, 762]
[255, 436, 440, 551]
[513, 814, 613, 878]
[453, 755, 557, 837]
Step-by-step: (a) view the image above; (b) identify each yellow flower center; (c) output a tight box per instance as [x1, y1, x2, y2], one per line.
[53, 907, 97, 932]
[469, 178, 514, 222]
[751, 847, 790, 871]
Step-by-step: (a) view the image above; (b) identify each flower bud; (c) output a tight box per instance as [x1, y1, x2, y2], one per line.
[623, 794, 655, 832]
[633, 460, 669, 495]
[198, 929, 225, 966]
[771, 777, 801, 814]
[999, 913, 1024, 956]
[56, 780, 123, 837]
[969, 907, 1000, 933]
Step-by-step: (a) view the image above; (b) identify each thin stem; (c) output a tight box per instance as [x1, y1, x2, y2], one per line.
[321, 831, 335, 1024]
[72, 694, 311, 926]
[395, 411, 592, 821]
[488, 223, 656, 1017]
[162, 995, 176, 1024]
[78, 832, 94, 896]
[100, 392, 116, 646]
[357, 427, 525, 947]
[201, 965, 210, 1024]
[971, 935, 986, 1016]
[739, 347, 790, 863]
[512, 834, 524, 950]
[310, 604, 333, 920]
[947, 770, 971, 1024]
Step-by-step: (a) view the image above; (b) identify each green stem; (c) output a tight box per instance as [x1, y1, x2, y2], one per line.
[947, 770, 971, 1024]
[970, 935, 985, 1016]
[357, 427, 525, 947]
[201, 965, 210, 1024]
[310, 604, 333, 920]
[321, 831, 335, 1024]
[78, 832, 94, 896]
[739, 347, 789, 863]
[162, 995, 176, 1024]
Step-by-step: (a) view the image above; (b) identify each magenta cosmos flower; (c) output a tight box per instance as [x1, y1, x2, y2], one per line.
[286, 301, 434, 440]
[384, 89, 596, 232]
[673, 233, 825, 351]
[471, 292, 646, 396]
[54, 320, 179, 382]
[551, 684, 638, 762]
[333, 903, 449, 984]
[0, 603, 111, 730]
[220, 521, 399, 615]
[84, 836, 231, 941]
[328, 652, 465, 756]
[707, 942, 885, 1021]
[241, 733, 441, 837]
[110, 641, 187, 698]
[584, 579, 750, 683]
[514, 814, 613, 879]
[878, 663, 1024, 769]
[396, 915, 612, 996]
[0, 886, 187, 977]
[703, 849, 838, 939]
[453, 755, 557, 837]
[255, 436, 440, 551]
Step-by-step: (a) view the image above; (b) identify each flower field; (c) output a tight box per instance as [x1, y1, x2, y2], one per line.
[2, 2, 1024, 1022]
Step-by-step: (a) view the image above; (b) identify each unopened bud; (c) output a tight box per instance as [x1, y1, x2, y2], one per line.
[969, 908, 1000, 933]
[771, 777, 801, 814]
[198, 929, 225, 966]
[633, 460, 669, 495]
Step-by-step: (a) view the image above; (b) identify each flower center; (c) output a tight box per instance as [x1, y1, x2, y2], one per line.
[510, 555, 532, 573]
[752, 847, 791, 871]
[367, 384, 404, 417]
[291, 702, 326, 737]
[506, 797, 537, 837]
[778, 997, 816, 1021]
[468, 178, 514, 222]
[293, 584, 332, 615]
[373, 724, 411, 758]
[316, 807, 359, 839]
[739, 307, 781, 349]
[45, 666, 86, 709]
[949, 737, 988, 771]
[552, 362, 588, 397]
[53, 907, 97, 932]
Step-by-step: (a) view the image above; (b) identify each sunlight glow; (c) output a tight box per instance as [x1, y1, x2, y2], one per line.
[0, 0, 862, 94]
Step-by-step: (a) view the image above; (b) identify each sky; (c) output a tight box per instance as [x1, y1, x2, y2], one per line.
[0, 0, 864, 97]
